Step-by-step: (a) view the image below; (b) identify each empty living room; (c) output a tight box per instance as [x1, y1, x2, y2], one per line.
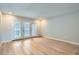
[0, 3, 79, 55]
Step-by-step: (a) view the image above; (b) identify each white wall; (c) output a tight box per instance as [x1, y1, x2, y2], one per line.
[43, 11, 79, 43]
[0, 13, 16, 41]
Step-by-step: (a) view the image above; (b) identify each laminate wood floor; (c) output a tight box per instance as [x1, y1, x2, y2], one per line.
[0, 37, 79, 55]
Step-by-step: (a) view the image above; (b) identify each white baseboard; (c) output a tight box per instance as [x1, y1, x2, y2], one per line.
[43, 35, 79, 45]
[0, 36, 41, 43]
[0, 40, 12, 43]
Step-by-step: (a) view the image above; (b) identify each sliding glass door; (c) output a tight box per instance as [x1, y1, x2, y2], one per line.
[15, 21, 37, 39]
[24, 22, 30, 37]
[32, 24, 37, 36]
[15, 21, 21, 39]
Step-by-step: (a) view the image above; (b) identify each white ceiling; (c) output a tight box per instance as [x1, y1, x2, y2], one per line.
[0, 3, 79, 19]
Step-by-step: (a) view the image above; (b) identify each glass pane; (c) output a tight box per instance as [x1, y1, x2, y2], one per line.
[15, 21, 21, 39]
[32, 24, 37, 36]
[24, 22, 30, 37]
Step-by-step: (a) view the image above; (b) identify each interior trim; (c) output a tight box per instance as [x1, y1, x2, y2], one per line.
[43, 35, 79, 45]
